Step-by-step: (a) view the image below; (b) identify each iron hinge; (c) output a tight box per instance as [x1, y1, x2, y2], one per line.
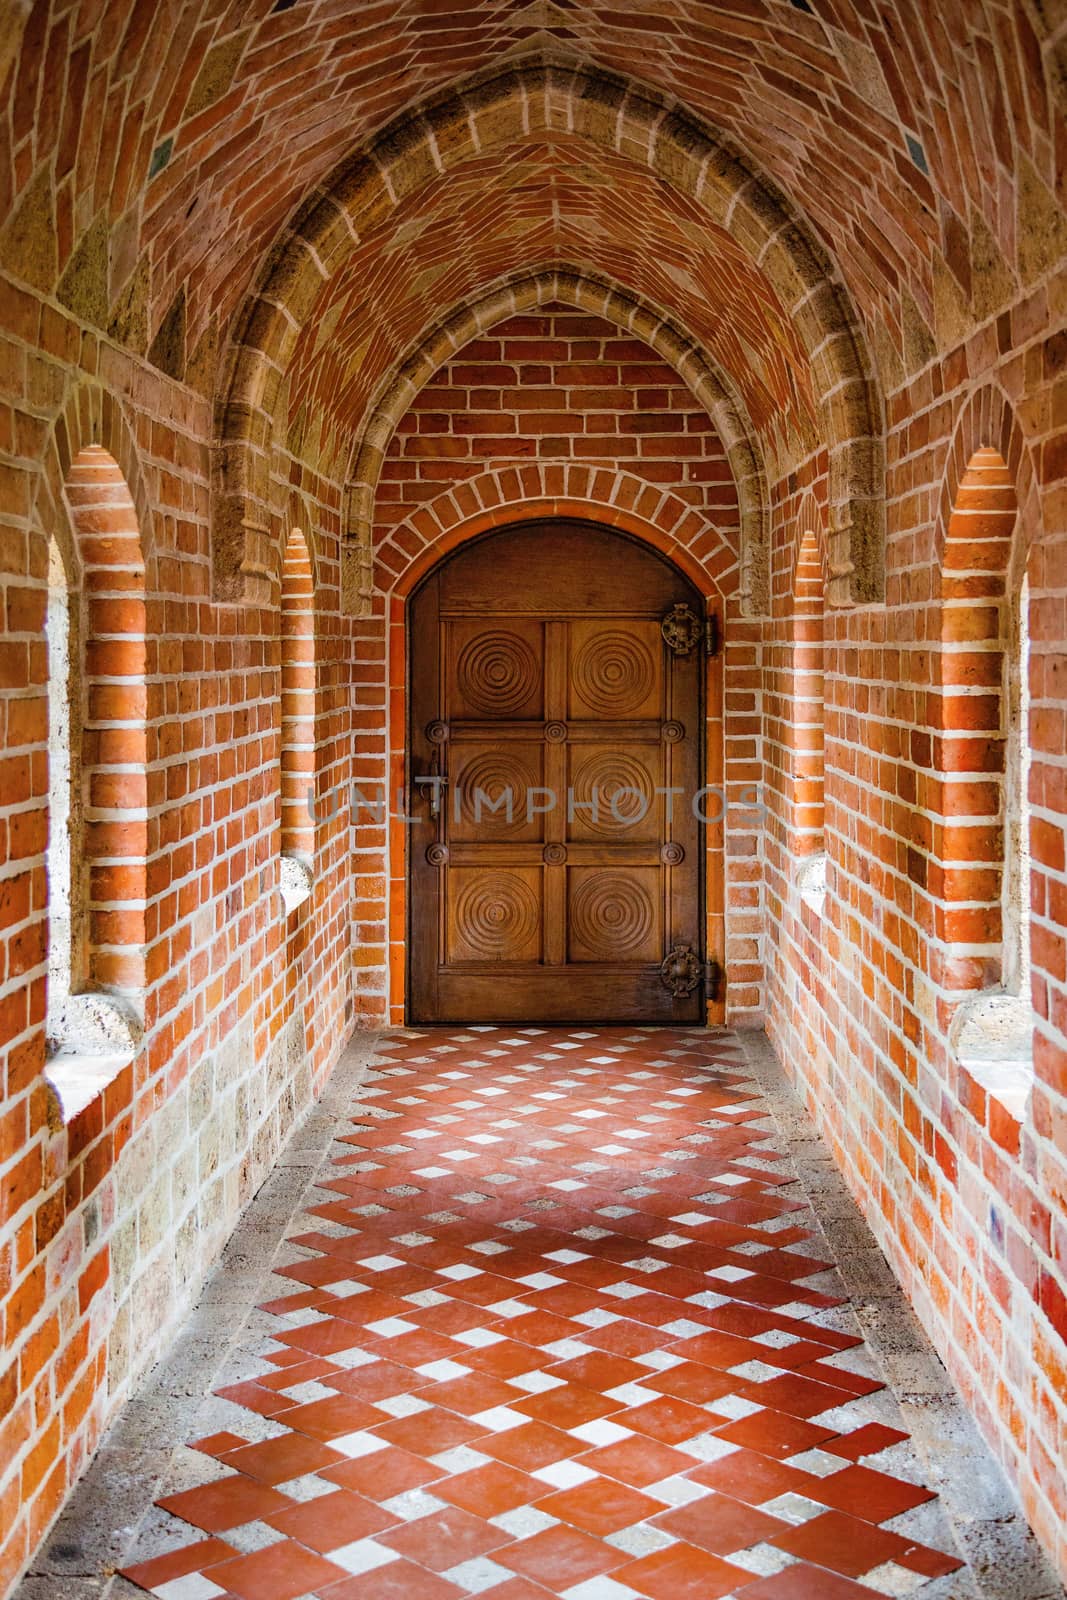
[705, 958, 724, 1001]
[705, 614, 721, 658]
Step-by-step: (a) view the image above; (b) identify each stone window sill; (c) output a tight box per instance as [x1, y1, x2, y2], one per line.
[281, 853, 314, 916]
[797, 851, 827, 917]
[45, 992, 141, 1123]
[46, 1048, 134, 1122]
[951, 990, 1034, 1122]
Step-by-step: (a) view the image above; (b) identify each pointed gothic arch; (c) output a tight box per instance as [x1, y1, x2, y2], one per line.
[213, 58, 883, 611]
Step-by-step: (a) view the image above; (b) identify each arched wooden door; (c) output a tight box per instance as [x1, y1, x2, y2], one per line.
[408, 520, 712, 1023]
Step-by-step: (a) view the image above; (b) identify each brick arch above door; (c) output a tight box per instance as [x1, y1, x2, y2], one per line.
[373, 466, 742, 609]
[344, 268, 766, 617]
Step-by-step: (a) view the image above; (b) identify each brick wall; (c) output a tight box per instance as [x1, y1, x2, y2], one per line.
[763, 353, 1067, 1573]
[0, 296, 356, 1594]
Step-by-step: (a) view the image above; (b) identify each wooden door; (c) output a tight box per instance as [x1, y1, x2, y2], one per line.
[408, 520, 711, 1023]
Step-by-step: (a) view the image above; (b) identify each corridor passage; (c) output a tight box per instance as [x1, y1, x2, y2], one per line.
[60, 1024, 1026, 1600]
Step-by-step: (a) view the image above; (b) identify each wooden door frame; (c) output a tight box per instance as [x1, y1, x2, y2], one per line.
[388, 506, 726, 1028]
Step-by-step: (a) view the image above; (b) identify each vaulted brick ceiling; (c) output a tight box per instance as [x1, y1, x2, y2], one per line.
[282, 139, 818, 474]
[1, 0, 1058, 434]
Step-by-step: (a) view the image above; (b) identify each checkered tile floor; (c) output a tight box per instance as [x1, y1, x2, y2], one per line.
[122, 1028, 964, 1600]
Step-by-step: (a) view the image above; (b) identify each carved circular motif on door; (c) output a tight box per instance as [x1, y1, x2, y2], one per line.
[570, 751, 654, 834]
[660, 841, 685, 865]
[573, 631, 655, 715]
[543, 843, 567, 865]
[454, 872, 539, 958]
[426, 843, 449, 866]
[457, 631, 538, 715]
[661, 721, 685, 743]
[544, 721, 568, 743]
[571, 872, 654, 959]
[455, 750, 535, 832]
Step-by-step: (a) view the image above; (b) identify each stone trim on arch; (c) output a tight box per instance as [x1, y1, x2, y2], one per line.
[934, 385, 1039, 584]
[276, 488, 323, 597]
[371, 462, 741, 603]
[214, 55, 883, 610]
[342, 266, 767, 618]
[37, 381, 155, 582]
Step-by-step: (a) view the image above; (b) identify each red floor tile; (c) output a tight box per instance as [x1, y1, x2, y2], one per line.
[481, 1421, 587, 1471]
[579, 1433, 694, 1487]
[771, 1507, 962, 1578]
[739, 1371, 853, 1418]
[157, 1476, 293, 1531]
[495, 1523, 627, 1590]
[547, 1351, 650, 1390]
[322, 1562, 466, 1598]
[824, 1421, 910, 1460]
[644, 1360, 736, 1405]
[578, 1319, 669, 1357]
[464, 1340, 549, 1378]
[805, 1461, 936, 1521]
[656, 1490, 790, 1554]
[219, 1433, 345, 1484]
[616, 1394, 711, 1443]
[280, 1393, 382, 1440]
[619, 1540, 751, 1598]
[693, 1447, 816, 1503]
[713, 1407, 838, 1457]
[514, 1382, 622, 1429]
[265, 1486, 395, 1549]
[739, 1565, 886, 1598]
[123, 1028, 963, 1600]
[209, 1539, 347, 1599]
[214, 1380, 295, 1417]
[537, 1475, 662, 1535]
[321, 1445, 443, 1499]
[380, 1504, 512, 1570]
[373, 1407, 488, 1456]
[435, 1462, 545, 1517]
[121, 1538, 239, 1590]
[476, 1581, 557, 1599]
[426, 1372, 521, 1415]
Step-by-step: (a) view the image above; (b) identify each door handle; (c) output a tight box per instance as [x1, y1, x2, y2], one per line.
[413, 768, 449, 818]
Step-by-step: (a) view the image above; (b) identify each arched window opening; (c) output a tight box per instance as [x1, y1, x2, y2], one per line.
[46, 446, 146, 1118]
[943, 445, 1033, 1113]
[46, 537, 75, 1032]
[1003, 573, 1031, 1000]
[280, 527, 315, 914]
[792, 524, 826, 912]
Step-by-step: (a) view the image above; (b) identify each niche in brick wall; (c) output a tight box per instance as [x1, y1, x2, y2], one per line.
[792, 521, 827, 912]
[46, 447, 147, 1118]
[279, 527, 315, 915]
[943, 446, 1033, 1115]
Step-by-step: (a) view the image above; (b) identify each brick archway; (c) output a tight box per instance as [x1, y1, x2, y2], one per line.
[344, 268, 767, 617]
[214, 58, 883, 611]
[933, 388, 1040, 1003]
[934, 387, 1038, 585]
[376, 464, 740, 606]
[37, 382, 155, 584]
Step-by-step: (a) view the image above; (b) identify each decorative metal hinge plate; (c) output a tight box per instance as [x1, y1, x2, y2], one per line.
[661, 602, 703, 656]
[659, 941, 703, 996]
[706, 957, 724, 1002]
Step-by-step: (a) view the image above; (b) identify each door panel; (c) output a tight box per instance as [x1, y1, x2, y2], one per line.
[567, 867, 662, 964]
[409, 519, 709, 1024]
[447, 867, 543, 964]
